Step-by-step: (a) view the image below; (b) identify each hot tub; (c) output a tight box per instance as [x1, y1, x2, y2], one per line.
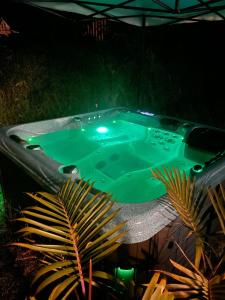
[1, 107, 225, 243]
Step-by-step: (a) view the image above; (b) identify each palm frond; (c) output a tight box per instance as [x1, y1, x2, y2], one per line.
[13, 179, 126, 299]
[152, 168, 213, 267]
[208, 184, 225, 235]
[159, 246, 225, 300]
[165, 262, 225, 299]
[142, 272, 174, 300]
[88, 259, 92, 300]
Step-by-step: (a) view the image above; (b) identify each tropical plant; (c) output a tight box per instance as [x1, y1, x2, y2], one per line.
[152, 168, 213, 268]
[208, 184, 225, 236]
[142, 273, 174, 300]
[156, 243, 225, 299]
[150, 168, 225, 299]
[12, 179, 126, 299]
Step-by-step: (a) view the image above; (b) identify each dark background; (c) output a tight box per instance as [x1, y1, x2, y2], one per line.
[1, 2, 225, 128]
[0, 4, 225, 299]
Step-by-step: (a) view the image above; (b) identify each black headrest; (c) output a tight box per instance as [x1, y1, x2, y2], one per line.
[186, 127, 225, 153]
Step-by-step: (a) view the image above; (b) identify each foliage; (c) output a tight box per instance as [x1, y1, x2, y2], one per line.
[142, 273, 174, 300]
[150, 168, 225, 299]
[208, 184, 225, 236]
[158, 243, 225, 299]
[152, 168, 213, 268]
[12, 179, 126, 299]
[0, 35, 176, 128]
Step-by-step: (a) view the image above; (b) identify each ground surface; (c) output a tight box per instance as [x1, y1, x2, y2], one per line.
[0, 221, 27, 299]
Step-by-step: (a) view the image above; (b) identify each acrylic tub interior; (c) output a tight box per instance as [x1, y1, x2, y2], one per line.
[26, 112, 214, 204]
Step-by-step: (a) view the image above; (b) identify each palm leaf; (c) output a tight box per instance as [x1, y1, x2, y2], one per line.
[142, 272, 174, 300]
[35, 267, 77, 295]
[165, 263, 225, 299]
[32, 260, 75, 284]
[21, 209, 68, 226]
[49, 276, 79, 300]
[208, 184, 225, 235]
[159, 247, 225, 299]
[152, 168, 212, 267]
[88, 259, 92, 300]
[13, 178, 126, 299]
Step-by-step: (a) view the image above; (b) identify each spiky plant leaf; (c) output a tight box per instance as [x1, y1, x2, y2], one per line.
[208, 184, 225, 235]
[12, 179, 126, 299]
[142, 273, 174, 300]
[158, 244, 225, 299]
[152, 168, 213, 267]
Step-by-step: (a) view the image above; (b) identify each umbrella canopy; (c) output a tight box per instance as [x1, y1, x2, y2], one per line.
[18, 0, 225, 26]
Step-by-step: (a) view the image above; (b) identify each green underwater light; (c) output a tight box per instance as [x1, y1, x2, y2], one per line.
[96, 126, 108, 133]
[192, 164, 203, 174]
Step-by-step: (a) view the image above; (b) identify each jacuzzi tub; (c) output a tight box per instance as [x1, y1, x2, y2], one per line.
[1, 107, 225, 243]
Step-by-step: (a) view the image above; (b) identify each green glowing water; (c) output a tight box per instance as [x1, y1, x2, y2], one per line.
[28, 117, 213, 203]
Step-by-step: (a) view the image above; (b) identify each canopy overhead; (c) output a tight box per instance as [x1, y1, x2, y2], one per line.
[19, 0, 225, 26]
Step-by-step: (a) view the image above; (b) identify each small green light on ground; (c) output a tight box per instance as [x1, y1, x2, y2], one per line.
[112, 120, 117, 124]
[115, 267, 135, 282]
[96, 127, 108, 133]
[81, 128, 85, 132]
[28, 137, 33, 142]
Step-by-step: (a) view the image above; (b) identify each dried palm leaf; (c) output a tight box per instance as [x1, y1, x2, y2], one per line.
[208, 184, 225, 235]
[152, 168, 212, 268]
[160, 245, 225, 299]
[12, 179, 126, 299]
[142, 272, 174, 300]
